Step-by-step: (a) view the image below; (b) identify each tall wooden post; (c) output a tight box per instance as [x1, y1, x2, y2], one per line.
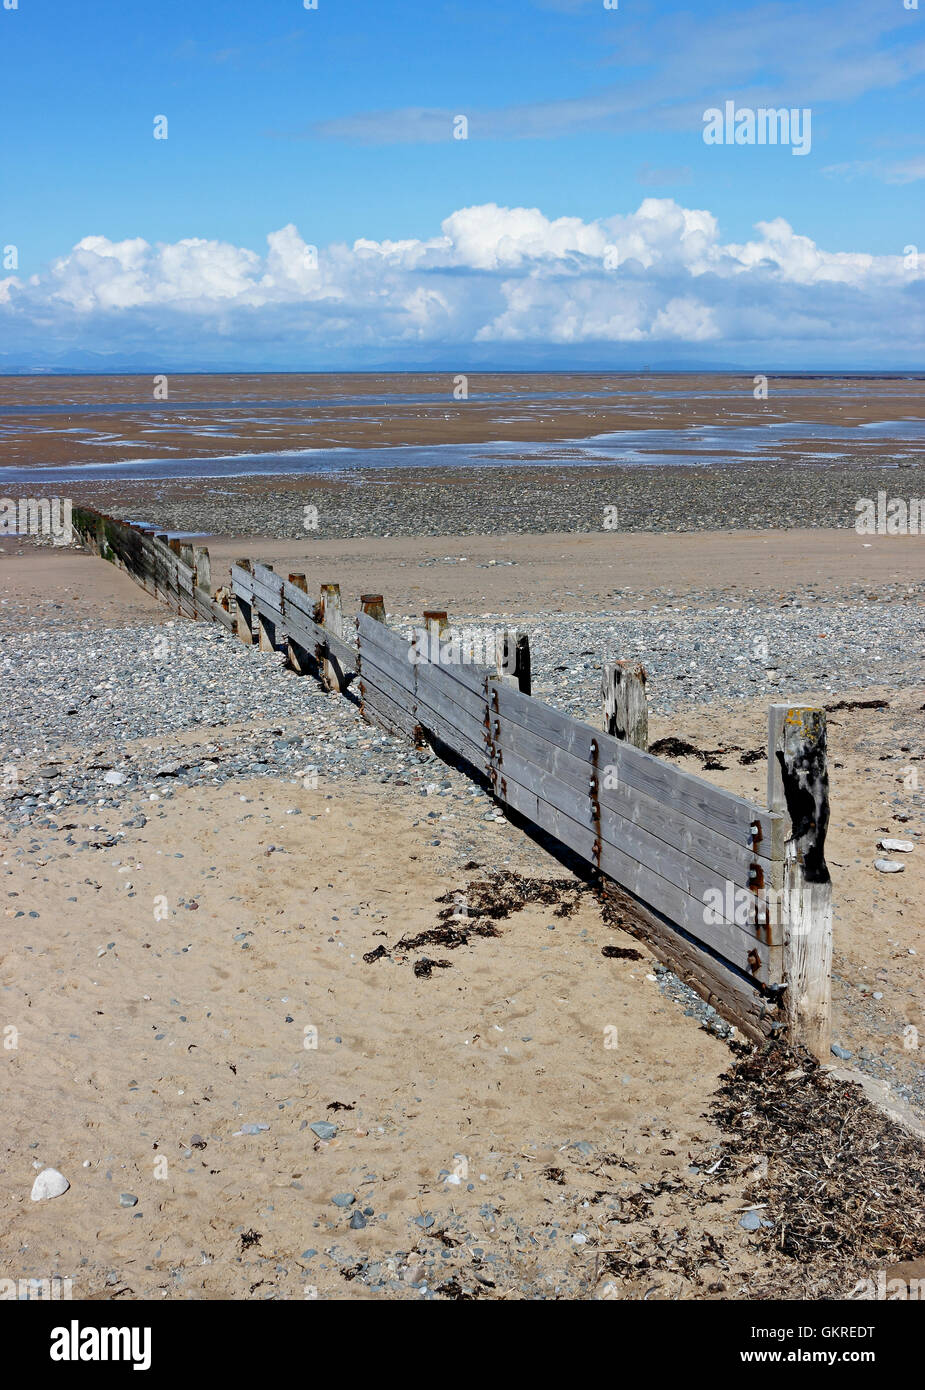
[602, 660, 648, 750]
[234, 559, 254, 646]
[497, 629, 531, 695]
[192, 546, 211, 594]
[768, 704, 833, 1061]
[319, 583, 344, 692]
[256, 563, 276, 652]
[423, 609, 448, 665]
[286, 573, 312, 674]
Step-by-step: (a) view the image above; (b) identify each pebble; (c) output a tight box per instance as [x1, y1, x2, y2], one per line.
[119, 1193, 138, 1208]
[310, 1121, 337, 1141]
[739, 1211, 762, 1231]
[31, 1168, 69, 1201]
[874, 858, 905, 873]
[877, 839, 914, 853]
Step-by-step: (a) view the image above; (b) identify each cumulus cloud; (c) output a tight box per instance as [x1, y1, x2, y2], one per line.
[1, 198, 922, 365]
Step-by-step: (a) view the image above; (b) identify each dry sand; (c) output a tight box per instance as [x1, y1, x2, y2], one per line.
[1, 772, 771, 1301]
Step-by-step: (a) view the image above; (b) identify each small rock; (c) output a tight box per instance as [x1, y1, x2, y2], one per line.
[874, 859, 905, 873]
[119, 1193, 138, 1208]
[831, 1043, 853, 1060]
[31, 1168, 69, 1201]
[332, 1193, 355, 1207]
[310, 1121, 337, 1141]
[739, 1211, 762, 1231]
[878, 839, 914, 853]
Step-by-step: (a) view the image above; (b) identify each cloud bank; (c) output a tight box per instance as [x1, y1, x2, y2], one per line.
[1, 199, 922, 367]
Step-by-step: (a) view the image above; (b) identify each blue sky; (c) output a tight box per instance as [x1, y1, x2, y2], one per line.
[1, 0, 923, 368]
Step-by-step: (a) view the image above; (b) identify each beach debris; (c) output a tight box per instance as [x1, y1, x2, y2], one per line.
[31, 1168, 69, 1201]
[877, 838, 914, 853]
[234, 1122, 269, 1136]
[413, 957, 452, 979]
[601, 945, 643, 960]
[874, 858, 905, 873]
[362, 944, 390, 964]
[825, 698, 888, 712]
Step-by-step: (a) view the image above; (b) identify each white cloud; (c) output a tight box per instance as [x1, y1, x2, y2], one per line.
[1, 200, 921, 364]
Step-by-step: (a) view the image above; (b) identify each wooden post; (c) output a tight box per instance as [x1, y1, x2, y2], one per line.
[319, 583, 344, 691]
[768, 704, 833, 1061]
[234, 559, 254, 646]
[360, 593, 385, 623]
[423, 609, 448, 665]
[192, 546, 211, 594]
[602, 660, 648, 750]
[256, 563, 277, 652]
[497, 629, 531, 695]
[286, 573, 312, 674]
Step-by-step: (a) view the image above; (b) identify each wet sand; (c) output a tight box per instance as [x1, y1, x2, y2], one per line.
[2, 371, 923, 472]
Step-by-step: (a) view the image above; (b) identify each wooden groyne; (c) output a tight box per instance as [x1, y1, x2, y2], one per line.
[74, 507, 833, 1058]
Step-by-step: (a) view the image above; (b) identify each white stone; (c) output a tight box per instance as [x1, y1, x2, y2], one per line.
[103, 770, 125, 786]
[874, 858, 905, 874]
[31, 1168, 69, 1201]
[878, 839, 914, 853]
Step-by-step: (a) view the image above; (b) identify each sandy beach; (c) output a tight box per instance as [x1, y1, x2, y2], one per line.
[1, 521, 923, 1300]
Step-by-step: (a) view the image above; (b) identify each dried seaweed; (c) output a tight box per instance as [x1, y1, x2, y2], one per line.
[709, 1044, 925, 1284]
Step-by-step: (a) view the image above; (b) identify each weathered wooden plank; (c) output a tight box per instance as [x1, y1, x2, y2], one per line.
[369, 662, 487, 768]
[356, 631, 488, 750]
[768, 704, 833, 1060]
[359, 617, 488, 723]
[493, 744, 777, 980]
[495, 725, 779, 950]
[358, 671, 420, 741]
[492, 709, 776, 895]
[490, 681, 774, 849]
[357, 643, 488, 769]
[283, 581, 358, 670]
[598, 878, 779, 1045]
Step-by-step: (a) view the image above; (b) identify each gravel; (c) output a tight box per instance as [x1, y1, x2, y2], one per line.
[60, 457, 925, 539]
